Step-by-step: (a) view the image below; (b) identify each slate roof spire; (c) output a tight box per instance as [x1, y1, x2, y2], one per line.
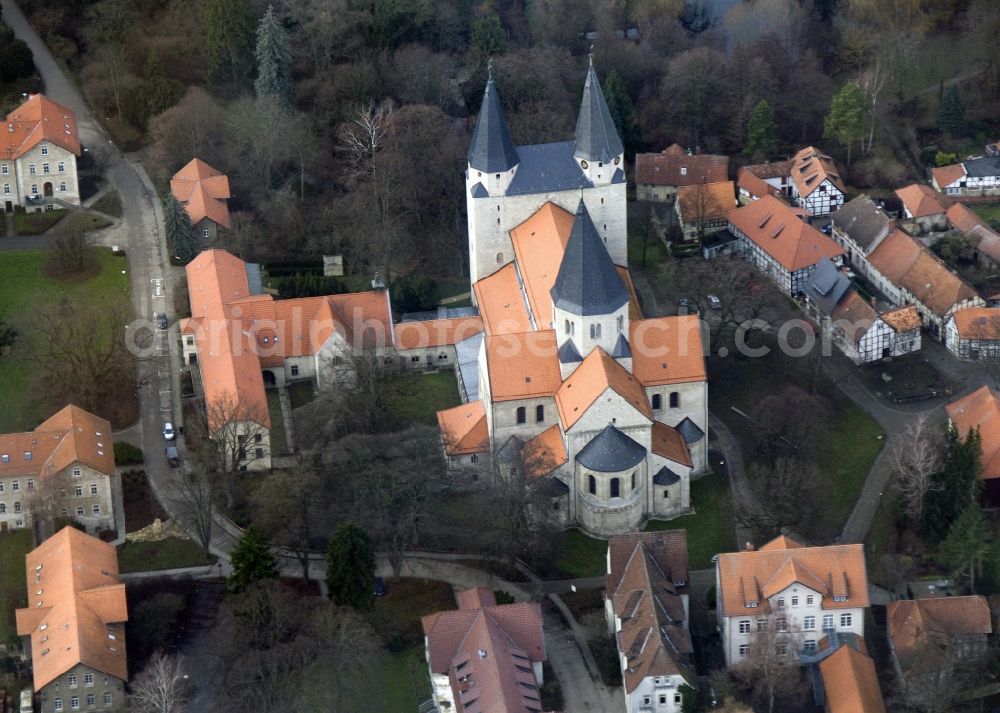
[467, 64, 519, 173]
[574, 59, 623, 163]
[550, 200, 628, 316]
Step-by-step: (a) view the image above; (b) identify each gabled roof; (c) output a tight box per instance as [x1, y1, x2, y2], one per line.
[556, 348, 651, 430]
[1, 94, 80, 160]
[0, 405, 115, 480]
[830, 195, 892, 252]
[831, 291, 878, 342]
[170, 158, 232, 229]
[789, 146, 845, 198]
[635, 148, 729, 187]
[949, 307, 1000, 339]
[946, 385, 1000, 480]
[509, 201, 575, 320]
[819, 645, 886, 713]
[804, 259, 852, 317]
[961, 155, 1000, 178]
[675, 417, 705, 444]
[737, 164, 786, 200]
[887, 596, 992, 676]
[880, 304, 921, 332]
[653, 466, 681, 485]
[932, 162, 966, 189]
[947, 203, 1000, 261]
[16, 527, 128, 691]
[474, 263, 533, 335]
[895, 184, 950, 218]
[468, 75, 519, 173]
[650, 421, 692, 467]
[574, 62, 623, 163]
[716, 535, 869, 617]
[728, 195, 845, 272]
[676, 181, 736, 223]
[437, 401, 490, 456]
[576, 424, 647, 472]
[629, 315, 706, 386]
[484, 331, 562, 401]
[394, 316, 484, 351]
[522, 425, 568, 478]
[550, 200, 629, 316]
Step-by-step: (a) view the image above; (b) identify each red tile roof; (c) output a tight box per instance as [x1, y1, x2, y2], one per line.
[887, 596, 992, 676]
[437, 401, 490, 456]
[946, 385, 1000, 480]
[395, 317, 484, 351]
[635, 147, 729, 187]
[0, 94, 80, 160]
[819, 645, 886, 713]
[556, 348, 652, 430]
[522, 425, 568, 477]
[831, 291, 877, 342]
[0, 405, 114, 480]
[474, 263, 533, 336]
[676, 181, 737, 223]
[932, 163, 966, 190]
[170, 158, 232, 229]
[650, 421, 692, 467]
[630, 315, 706, 386]
[16, 527, 128, 691]
[484, 330, 562, 401]
[896, 184, 950, 218]
[789, 146, 845, 198]
[728, 195, 845, 272]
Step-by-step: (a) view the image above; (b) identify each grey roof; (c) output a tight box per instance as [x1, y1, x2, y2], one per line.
[245, 263, 263, 295]
[576, 425, 647, 472]
[505, 141, 592, 196]
[541, 477, 570, 497]
[653, 466, 681, 486]
[675, 418, 705, 444]
[400, 306, 479, 322]
[455, 331, 484, 402]
[612, 333, 631, 358]
[550, 200, 629, 316]
[830, 195, 891, 252]
[803, 258, 851, 316]
[467, 77, 519, 173]
[612, 168, 626, 183]
[558, 339, 583, 363]
[963, 156, 1000, 178]
[470, 182, 488, 198]
[574, 63, 623, 163]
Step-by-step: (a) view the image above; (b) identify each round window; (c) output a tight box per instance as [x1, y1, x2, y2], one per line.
[581, 160, 589, 169]
[613, 157, 620, 165]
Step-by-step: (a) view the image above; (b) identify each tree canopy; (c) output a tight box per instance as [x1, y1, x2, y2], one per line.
[229, 526, 279, 593]
[326, 523, 376, 610]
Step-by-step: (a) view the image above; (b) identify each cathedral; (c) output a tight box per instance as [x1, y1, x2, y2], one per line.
[436, 63, 709, 537]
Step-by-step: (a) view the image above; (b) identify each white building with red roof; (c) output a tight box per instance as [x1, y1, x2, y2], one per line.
[737, 147, 845, 216]
[1, 94, 81, 214]
[170, 158, 231, 242]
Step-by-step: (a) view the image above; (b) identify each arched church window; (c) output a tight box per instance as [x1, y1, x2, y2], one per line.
[536, 405, 544, 422]
[610, 478, 620, 498]
[516, 407, 526, 424]
[617, 315, 624, 332]
[669, 392, 680, 408]
[590, 324, 601, 339]
[652, 394, 662, 411]
[631, 471, 636, 491]
[565, 320, 571, 335]
[588, 474, 596, 495]
[496, 252, 503, 264]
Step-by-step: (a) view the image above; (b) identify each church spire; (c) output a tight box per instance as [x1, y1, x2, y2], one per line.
[573, 61, 623, 163]
[467, 67, 519, 173]
[550, 200, 628, 316]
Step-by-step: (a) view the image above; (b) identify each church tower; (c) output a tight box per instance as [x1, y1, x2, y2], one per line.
[550, 200, 631, 378]
[573, 59, 625, 188]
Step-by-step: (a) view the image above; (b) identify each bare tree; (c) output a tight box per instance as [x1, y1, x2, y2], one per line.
[128, 651, 188, 713]
[751, 387, 831, 465]
[889, 414, 944, 521]
[173, 466, 215, 558]
[732, 616, 805, 713]
[857, 57, 887, 155]
[250, 466, 321, 580]
[47, 229, 97, 277]
[736, 458, 822, 542]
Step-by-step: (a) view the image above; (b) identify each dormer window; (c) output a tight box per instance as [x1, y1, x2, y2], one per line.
[23, 451, 31, 461]
[680, 167, 687, 176]
[833, 595, 847, 602]
[1, 453, 7, 463]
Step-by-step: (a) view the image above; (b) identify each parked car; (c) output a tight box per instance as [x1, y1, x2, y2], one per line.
[677, 297, 692, 315]
[163, 422, 175, 440]
[156, 312, 168, 330]
[820, 223, 833, 234]
[164, 446, 179, 468]
[706, 294, 722, 310]
[374, 576, 387, 597]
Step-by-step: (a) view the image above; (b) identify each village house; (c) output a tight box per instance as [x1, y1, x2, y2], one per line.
[436, 64, 709, 537]
[737, 160, 793, 204]
[728, 195, 845, 296]
[944, 307, 1000, 360]
[715, 534, 869, 669]
[802, 259, 921, 364]
[895, 184, 950, 232]
[945, 386, 1000, 506]
[605, 531, 694, 713]
[0, 94, 81, 214]
[829, 195, 893, 279]
[816, 642, 886, 713]
[634, 144, 729, 203]
[420, 587, 546, 713]
[674, 180, 735, 240]
[181, 249, 393, 469]
[946, 202, 1000, 268]
[16, 527, 128, 713]
[788, 146, 846, 216]
[932, 156, 1000, 196]
[0, 405, 117, 536]
[170, 158, 232, 243]
[887, 596, 992, 707]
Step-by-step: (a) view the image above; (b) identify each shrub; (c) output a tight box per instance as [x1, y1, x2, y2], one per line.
[114, 441, 144, 465]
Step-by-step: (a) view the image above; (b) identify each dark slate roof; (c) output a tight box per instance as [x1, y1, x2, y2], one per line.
[612, 333, 632, 358]
[467, 77, 519, 173]
[830, 195, 891, 252]
[505, 141, 592, 196]
[550, 200, 629, 316]
[497, 435, 524, 464]
[675, 418, 705, 444]
[541, 477, 570, 497]
[653, 466, 681, 486]
[574, 63, 623, 163]
[558, 339, 583, 363]
[612, 168, 626, 183]
[803, 258, 851, 316]
[963, 156, 1000, 178]
[470, 182, 489, 198]
[455, 331, 484, 401]
[576, 425, 647, 472]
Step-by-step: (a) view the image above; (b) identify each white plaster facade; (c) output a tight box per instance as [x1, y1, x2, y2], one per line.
[1, 141, 79, 213]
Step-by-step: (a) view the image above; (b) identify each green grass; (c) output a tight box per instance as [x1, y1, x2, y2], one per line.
[0, 529, 33, 645]
[117, 537, 215, 573]
[91, 190, 123, 218]
[381, 645, 431, 713]
[0, 249, 130, 431]
[13, 208, 66, 235]
[647, 474, 736, 569]
[972, 204, 1000, 226]
[57, 210, 113, 234]
[266, 390, 288, 455]
[815, 407, 885, 536]
[287, 380, 316, 409]
[554, 529, 607, 577]
[388, 371, 461, 425]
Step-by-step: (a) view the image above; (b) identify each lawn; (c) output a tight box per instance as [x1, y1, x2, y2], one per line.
[56, 210, 113, 234]
[388, 370, 461, 425]
[287, 380, 316, 409]
[972, 204, 1000, 226]
[117, 537, 215, 573]
[13, 208, 66, 235]
[647, 474, 736, 569]
[266, 390, 288, 455]
[814, 407, 885, 536]
[381, 645, 431, 713]
[122, 469, 167, 530]
[0, 249, 130, 431]
[554, 529, 607, 578]
[91, 190, 123, 218]
[0, 529, 33, 645]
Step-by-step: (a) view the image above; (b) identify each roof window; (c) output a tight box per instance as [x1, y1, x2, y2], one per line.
[23, 451, 31, 460]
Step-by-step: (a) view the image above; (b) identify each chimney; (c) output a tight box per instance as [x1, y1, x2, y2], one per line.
[477, 649, 487, 659]
[744, 542, 755, 552]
